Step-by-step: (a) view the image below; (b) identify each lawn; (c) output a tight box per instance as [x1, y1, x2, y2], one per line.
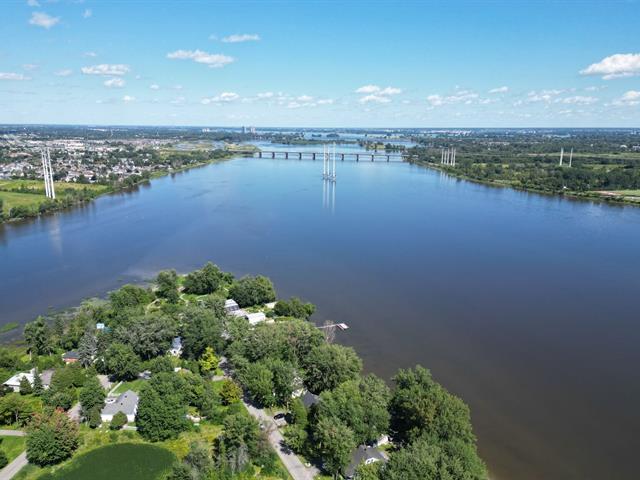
[0, 435, 26, 462]
[0, 191, 44, 212]
[36, 443, 175, 480]
[111, 379, 146, 395]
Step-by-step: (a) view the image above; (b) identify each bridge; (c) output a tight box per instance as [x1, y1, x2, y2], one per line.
[235, 150, 407, 162]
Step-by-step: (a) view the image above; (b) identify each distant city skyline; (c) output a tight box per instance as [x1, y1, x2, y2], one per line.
[1, 0, 639, 127]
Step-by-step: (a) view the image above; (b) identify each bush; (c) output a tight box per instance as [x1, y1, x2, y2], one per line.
[110, 411, 127, 430]
[88, 407, 102, 429]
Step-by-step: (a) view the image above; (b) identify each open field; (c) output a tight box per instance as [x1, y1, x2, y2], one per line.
[0, 191, 45, 213]
[0, 435, 26, 462]
[35, 443, 174, 480]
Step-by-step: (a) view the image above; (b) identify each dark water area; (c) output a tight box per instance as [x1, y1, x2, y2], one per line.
[1, 153, 640, 480]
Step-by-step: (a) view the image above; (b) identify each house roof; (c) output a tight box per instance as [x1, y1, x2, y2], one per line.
[344, 445, 387, 478]
[62, 351, 80, 360]
[245, 312, 266, 325]
[224, 299, 240, 311]
[40, 369, 55, 386]
[300, 391, 320, 409]
[3, 371, 33, 387]
[101, 390, 139, 416]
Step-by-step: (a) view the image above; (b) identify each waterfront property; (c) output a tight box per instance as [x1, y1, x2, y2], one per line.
[101, 390, 139, 423]
[344, 445, 387, 479]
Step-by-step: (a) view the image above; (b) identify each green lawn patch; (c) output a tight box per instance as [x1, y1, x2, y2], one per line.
[0, 191, 44, 213]
[111, 379, 146, 394]
[0, 435, 26, 462]
[36, 443, 175, 480]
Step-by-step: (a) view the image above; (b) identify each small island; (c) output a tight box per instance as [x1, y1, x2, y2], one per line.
[0, 262, 486, 480]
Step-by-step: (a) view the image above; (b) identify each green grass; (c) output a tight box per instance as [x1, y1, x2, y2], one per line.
[111, 379, 146, 395]
[612, 189, 640, 196]
[0, 180, 107, 194]
[0, 322, 19, 334]
[0, 435, 26, 462]
[0, 191, 44, 212]
[35, 443, 175, 480]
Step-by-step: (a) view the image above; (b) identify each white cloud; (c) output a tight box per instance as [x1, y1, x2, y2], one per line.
[426, 94, 444, 107]
[167, 50, 234, 68]
[360, 94, 391, 104]
[356, 85, 381, 94]
[297, 95, 314, 102]
[355, 85, 402, 95]
[29, 11, 60, 29]
[22, 64, 38, 71]
[580, 53, 640, 80]
[489, 86, 509, 94]
[613, 90, 640, 106]
[26, 0, 40, 7]
[526, 89, 564, 103]
[104, 77, 125, 88]
[257, 91, 274, 99]
[150, 84, 160, 90]
[427, 90, 479, 106]
[380, 86, 402, 95]
[0, 72, 31, 81]
[122, 95, 135, 103]
[221, 33, 260, 43]
[173, 85, 183, 90]
[317, 99, 334, 105]
[201, 92, 240, 104]
[81, 64, 130, 76]
[558, 95, 598, 105]
[54, 69, 72, 77]
[83, 9, 92, 18]
[170, 96, 186, 105]
[83, 51, 97, 57]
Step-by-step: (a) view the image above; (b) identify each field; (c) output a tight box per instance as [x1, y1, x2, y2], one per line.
[0, 435, 26, 462]
[0, 191, 45, 212]
[36, 443, 175, 480]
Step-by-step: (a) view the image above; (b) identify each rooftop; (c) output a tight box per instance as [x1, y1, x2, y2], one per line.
[102, 390, 139, 416]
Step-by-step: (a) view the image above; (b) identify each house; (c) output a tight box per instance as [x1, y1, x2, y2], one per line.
[344, 445, 387, 479]
[265, 302, 277, 309]
[224, 299, 240, 314]
[101, 390, 139, 423]
[62, 351, 80, 364]
[245, 312, 267, 326]
[96, 323, 105, 331]
[3, 368, 54, 392]
[300, 391, 320, 409]
[169, 337, 182, 357]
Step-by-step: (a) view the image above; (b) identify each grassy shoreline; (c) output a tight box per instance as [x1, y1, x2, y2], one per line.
[412, 160, 640, 207]
[0, 152, 236, 225]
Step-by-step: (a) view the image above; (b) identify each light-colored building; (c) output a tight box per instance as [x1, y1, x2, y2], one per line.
[169, 337, 182, 357]
[3, 368, 54, 392]
[101, 390, 139, 423]
[245, 312, 267, 326]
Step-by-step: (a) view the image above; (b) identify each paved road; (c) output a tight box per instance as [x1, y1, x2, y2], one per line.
[0, 452, 27, 480]
[0, 430, 24, 437]
[243, 400, 318, 480]
[67, 402, 81, 422]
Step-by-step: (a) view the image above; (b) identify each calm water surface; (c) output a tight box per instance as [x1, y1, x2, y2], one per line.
[1, 154, 640, 480]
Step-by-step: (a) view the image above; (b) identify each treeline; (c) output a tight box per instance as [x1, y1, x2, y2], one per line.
[10, 262, 486, 479]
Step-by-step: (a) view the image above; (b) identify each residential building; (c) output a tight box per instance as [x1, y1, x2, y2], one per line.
[101, 390, 139, 423]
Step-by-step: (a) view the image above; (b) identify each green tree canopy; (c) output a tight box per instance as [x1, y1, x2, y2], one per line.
[180, 307, 224, 360]
[103, 343, 140, 381]
[24, 317, 51, 356]
[78, 376, 105, 418]
[136, 372, 189, 441]
[183, 262, 224, 295]
[274, 297, 316, 319]
[156, 270, 180, 304]
[304, 344, 362, 394]
[26, 410, 79, 466]
[228, 275, 276, 308]
[312, 416, 356, 478]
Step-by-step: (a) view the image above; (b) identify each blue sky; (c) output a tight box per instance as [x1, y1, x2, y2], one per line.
[1, 0, 639, 127]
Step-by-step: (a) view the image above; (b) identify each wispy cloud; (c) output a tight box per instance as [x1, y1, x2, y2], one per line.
[83, 9, 92, 19]
[360, 94, 391, 104]
[221, 33, 260, 43]
[22, 64, 38, 71]
[167, 50, 234, 68]
[426, 90, 479, 107]
[83, 51, 98, 58]
[104, 77, 125, 88]
[29, 11, 60, 29]
[613, 90, 640, 106]
[201, 92, 240, 104]
[122, 95, 135, 103]
[581, 53, 640, 80]
[558, 95, 598, 105]
[26, 0, 40, 7]
[54, 69, 73, 77]
[0, 73, 31, 81]
[489, 86, 509, 94]
[150, 84, 160, 90]
[81, 64, 130, 76]
[355, 85, 402, 95]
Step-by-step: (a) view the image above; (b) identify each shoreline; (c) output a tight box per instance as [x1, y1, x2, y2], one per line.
[411, 160, 640, 208]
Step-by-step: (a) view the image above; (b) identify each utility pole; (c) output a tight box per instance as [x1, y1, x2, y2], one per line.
[569, 148, 573, 167]
[559, 147, 564, 166]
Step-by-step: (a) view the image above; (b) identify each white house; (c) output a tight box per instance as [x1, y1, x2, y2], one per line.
[245, 312, 267, 326]
[101, 390, 139, 423]
[3, 368, 54, 392]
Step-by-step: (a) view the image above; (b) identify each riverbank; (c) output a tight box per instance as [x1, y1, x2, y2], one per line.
[0, 152, 236, 224]
[411, 159, 640, 207]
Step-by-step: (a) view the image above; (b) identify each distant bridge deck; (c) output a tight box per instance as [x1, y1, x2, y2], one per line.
[234, 150, 410, 162]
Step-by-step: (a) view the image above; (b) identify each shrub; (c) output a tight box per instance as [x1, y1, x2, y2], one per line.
[110, 411, 127, 430]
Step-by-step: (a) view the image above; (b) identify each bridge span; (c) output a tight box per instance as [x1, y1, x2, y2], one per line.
[235, 150, 409, 162]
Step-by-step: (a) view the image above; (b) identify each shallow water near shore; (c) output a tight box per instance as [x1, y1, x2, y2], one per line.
[2, 152, 640, 480]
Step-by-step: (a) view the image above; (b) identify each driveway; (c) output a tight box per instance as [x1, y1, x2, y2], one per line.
[243, 400, 319, 480]
[0, 452, 27, 480]
[0, 431, 24, 437]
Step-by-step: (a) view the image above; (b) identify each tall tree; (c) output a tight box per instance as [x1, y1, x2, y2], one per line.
[228, 275, 276, 307]
[115, 313, 176, 360]
[313, 417, 356, 479]
[183, 262, 224, 295]
[78, 330, 97, 367]
[304, 344, 362, 393]
[156, 270, 180, 303]
[103, 343, 140, 381]
[79, 376, 106, 418]
[26, 410, 79, 466]
[136, 373, 189, 441]
[24, 317, 51, 356]
[180, 307, 224, 360]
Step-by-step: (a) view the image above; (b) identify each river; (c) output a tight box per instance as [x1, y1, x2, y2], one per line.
[1, 147, 639, 480]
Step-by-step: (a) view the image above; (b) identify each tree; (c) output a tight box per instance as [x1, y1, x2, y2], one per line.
[381, 436, 487, 480]
[239, 363, 274, 407]
[24, 317, 51, 356]
[26, 410, 79, 466]
[180, 307, 224, 360]
[228, 276, 276, 308]
[148, 355, 174, 374]
[110, 411, 127, 430]
[19, 377, 32, 395]
[0, 450, 7, 469]
[79, 376, 105, 418]
[219, 380, 242, 406]
[356, 461, 383, 480]
[304, 344, 362, 393]
[78, 330, 97, 367]
[289, 397, 307, 427]
[317, 374, 390, 445]
[274, 298, 316, 319]
[313, 417, 355, 479]
[88, 407, 102, 429]
[198, 347, 218, 374]
[109, 284, 153, 312]
[115, 314, 176, 360]
[32, 370, 44, 397]
[264, 358, 296, 405]
[183, 262, 224, 295]
[183, 441, 213, 477]
[136, 373, 189, 441]
[0, 394, 38, 425]
[103, 343, 140, 381]
[156, 270, 180, 303]
[217, 412, 261, 473]
[389, 366, 476, 446]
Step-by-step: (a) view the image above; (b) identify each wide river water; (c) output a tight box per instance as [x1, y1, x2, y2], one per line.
[1, 149, 640, 479]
